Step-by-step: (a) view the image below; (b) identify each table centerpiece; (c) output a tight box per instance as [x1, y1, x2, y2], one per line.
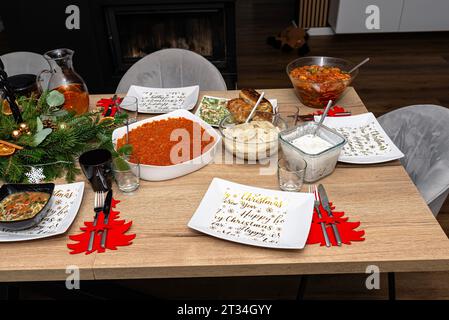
[0, 90, 127, 183]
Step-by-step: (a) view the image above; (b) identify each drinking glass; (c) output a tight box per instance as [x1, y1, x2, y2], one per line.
[276, 105, 300, 129]
[112, 156, 140, 193]
[277, 158, 306, 192]
[118, 96, 138, 124]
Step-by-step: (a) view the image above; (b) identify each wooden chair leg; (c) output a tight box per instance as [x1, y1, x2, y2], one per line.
[296, 275, 308, 300]
[0, 285, 6, 300]
[388, 272, 396, 300]
[0, 284, 19, 300]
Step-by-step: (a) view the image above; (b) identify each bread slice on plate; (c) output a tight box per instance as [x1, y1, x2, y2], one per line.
[239, 88, 273, 113]
[227, 98, 272, 123]
[227, 98, 252, 123]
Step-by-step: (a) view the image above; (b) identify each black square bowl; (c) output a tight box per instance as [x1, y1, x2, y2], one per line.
[0, 183, 55, 230]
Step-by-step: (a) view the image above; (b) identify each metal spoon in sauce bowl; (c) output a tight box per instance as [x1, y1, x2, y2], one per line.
[348, 57, 370, 74]
[245, 91, 265, 124]
[313, 100, 333, 136]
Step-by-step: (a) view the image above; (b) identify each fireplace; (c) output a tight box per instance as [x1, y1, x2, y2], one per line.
[103, 2, 236, 88]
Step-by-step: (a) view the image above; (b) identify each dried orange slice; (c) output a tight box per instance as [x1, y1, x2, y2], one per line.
[99, 116, 115, 125]
[2, 100, 12, 115]
[0, 143, 15, 156]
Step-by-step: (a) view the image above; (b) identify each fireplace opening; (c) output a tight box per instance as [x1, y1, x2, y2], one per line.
[118, 12, 220, 60]
[104, 3, 236, 88]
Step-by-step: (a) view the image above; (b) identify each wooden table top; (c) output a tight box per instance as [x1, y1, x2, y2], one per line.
[1, 87, 449, 282]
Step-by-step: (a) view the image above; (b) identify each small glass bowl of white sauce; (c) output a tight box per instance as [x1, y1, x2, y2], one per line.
[279, 122, 346, 182]
[219, 112, 287, 161]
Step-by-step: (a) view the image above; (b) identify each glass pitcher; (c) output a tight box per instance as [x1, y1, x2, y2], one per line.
[37, 48, 89, 115]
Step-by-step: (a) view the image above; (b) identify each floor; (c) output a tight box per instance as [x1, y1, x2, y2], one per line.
[237, 31, 449, 117]
[235, 0, 449, 116]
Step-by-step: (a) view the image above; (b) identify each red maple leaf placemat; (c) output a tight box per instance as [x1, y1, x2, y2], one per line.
[313, 105, 347, 116]
[307, 202, 365, 246]
[67, 198, 136, 255]
[96, 97, 123, 117]
[300, 105, 350, 121]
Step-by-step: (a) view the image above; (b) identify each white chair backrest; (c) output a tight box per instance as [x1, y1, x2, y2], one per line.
[379, 105, 449, 216]
[1, 51, 49, 76]
[116, 48, 227, 93]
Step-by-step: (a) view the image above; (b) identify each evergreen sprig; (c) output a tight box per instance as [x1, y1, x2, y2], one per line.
[0, 92, 127, 183]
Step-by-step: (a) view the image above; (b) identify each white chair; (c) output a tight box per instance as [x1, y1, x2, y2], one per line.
[0, 51, 49, 76]
[116, 48, 227, 93]
[378, 105, 449, 216]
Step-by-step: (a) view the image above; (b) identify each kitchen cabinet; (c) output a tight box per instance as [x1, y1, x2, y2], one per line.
[328, 0, 449, 33]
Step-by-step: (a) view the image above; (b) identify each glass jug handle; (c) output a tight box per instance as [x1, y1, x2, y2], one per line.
[36, 69, 51, 93]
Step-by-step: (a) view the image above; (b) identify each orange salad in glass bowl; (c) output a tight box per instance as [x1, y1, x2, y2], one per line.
[287, 56, 358, 109]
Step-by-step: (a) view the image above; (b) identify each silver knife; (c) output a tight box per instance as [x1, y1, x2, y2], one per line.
[314, 201, 331, 247]
[100, 189, 113, 249]
[318, 184, 342, 246]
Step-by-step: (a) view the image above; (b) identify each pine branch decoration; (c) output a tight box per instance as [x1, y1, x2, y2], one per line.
[0, 91, 127, 183]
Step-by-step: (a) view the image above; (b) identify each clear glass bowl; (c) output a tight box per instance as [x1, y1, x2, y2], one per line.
[286, 56, 358, 108]
[219, 112, 287, 161]
[279, 122, 347, 182]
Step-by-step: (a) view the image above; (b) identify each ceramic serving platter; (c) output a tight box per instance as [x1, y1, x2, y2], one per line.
[188, 178, 314, 249]
[112, 109, 221, 181]
[0, 182, 85, 242]
[125, 85, 200, 114]
[195, 95, 278, 127]
[316, 112, 404, 164]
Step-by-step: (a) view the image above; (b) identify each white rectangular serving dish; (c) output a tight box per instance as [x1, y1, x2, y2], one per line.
[195, 95, 278, 127]
[112, 109, 221, 181]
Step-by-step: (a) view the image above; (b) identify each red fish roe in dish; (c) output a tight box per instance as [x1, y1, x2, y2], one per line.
[116, 117, 215, 166]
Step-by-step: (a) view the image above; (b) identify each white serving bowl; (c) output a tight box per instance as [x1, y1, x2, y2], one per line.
[112, 109, 221, 181]
[218, 112, 287, 161]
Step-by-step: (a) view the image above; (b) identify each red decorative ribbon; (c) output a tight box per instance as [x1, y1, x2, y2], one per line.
[96, 97, 123, 117]
[67, 198, 136, 255]
[306, 202, 365, 246]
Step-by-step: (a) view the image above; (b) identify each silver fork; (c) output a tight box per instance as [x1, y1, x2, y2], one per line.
[88, 191, 105, 251]
[309, 185, 331, 247]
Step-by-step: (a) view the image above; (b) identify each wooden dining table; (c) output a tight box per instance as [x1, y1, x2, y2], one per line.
[1, 87, 449, 283]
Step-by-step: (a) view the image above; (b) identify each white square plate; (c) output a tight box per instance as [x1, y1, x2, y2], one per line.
[315, 113, 404, 164]
[125, 85, 200, 114]
[188, 178, 314, 249]
[195, 95, 278, 127]
[0, 182, 85, 242]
